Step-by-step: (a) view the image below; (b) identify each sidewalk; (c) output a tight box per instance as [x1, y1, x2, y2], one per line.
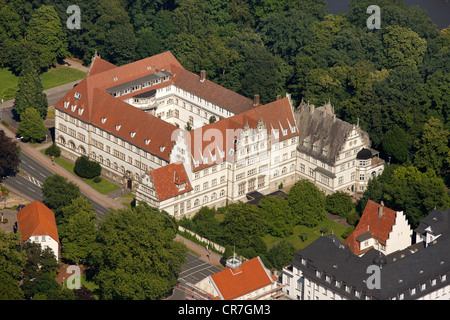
[174, 234, 224, 269]
[0, 123, 126, 212]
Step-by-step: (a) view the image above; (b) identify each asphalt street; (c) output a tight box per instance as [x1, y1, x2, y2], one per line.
[3, 152, 112, 218]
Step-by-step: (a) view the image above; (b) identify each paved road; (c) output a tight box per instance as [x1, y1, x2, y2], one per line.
[3, 152, 112, 218]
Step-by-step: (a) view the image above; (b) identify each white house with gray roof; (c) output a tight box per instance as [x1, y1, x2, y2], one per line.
[282, 209, 450, 300]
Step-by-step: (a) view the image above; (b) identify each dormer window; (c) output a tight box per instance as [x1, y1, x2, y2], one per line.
[130, 132, 136, 138]
[145, 139, 150, 145]
[74, 92, 82, 100]
[282, 128, 287, 136]
[78, 108, 84, 116]
[290, 125, 296, 133]
[303, 139, 309, 147]
[116, 125, 121, 131]
[71, 105, 77, 112]
[312, 143, 318, 152]
[113, 77, 118, 81]
[322, 148, 328, 156]
[101, 117, 107, 124]
[194, 160, 199, 168]
[64, 101, 69, 108]
[160, 146, 165, 152]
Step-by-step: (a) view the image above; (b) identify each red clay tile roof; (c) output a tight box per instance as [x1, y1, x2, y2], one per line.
[344, 200, 397, 255]
[87, 56, 117, 76]
[171, 65, 254, 115]
[210, 257, 276, 300]
[16, 201, 59, 243]
[187, 97, 299, 171]
[54, 51, 259, 162]
[149, 162, 193, 201]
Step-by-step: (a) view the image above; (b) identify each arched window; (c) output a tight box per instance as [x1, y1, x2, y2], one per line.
[194, 199, 199, 207]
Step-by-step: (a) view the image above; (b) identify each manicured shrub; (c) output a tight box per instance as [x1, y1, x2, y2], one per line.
[74, 155, 101, 179]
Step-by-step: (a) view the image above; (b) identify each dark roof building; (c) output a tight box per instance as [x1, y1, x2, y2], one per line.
[283, 209, 450, 300]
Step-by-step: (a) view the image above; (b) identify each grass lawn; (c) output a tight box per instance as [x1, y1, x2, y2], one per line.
[0, 66, 86, 100]
[40, 67, 86, 90]
[49, 155, 120, 195]
[262, 217, 350, 251]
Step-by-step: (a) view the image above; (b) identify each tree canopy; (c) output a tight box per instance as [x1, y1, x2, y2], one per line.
[89, 203, 186, 300]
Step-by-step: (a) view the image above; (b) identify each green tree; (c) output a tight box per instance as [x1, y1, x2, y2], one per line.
[45, 143, 61, 158]
[264, 240, 296, 271]
[89, 203, 186, 300]
[26, 5, 68, 70]
[325, 191, 354, 218]
[287, 179, 326, 227]
[220, 202, 268, 251]
[13, 57, 48, 120]
[382, 25, 427, 69]
[74, 155, 102, 179]
[16, 107, 47, 143]
[361, 165, 450, 228]
[413, 117, 450, 175]
[191, 207, 221, 243]
[41, 174, 81, 218]
[0, 271, 24, 300]
[60, 196, 98, 264]
[0, 229, 26, 281]
[259, 196, 294, 237]
[381, 126, 410, 163]
[0, 130, 21, 181]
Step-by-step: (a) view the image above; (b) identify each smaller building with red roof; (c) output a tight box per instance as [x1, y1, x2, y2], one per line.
[194, 256, 283, 300]
[344, 200, 412, 256]
[16, 201, 59, 261]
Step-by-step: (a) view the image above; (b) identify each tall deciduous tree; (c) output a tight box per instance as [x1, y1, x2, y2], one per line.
[26, 5, 68, 70]
[287, 179, 326, 227]
[382, 25, 427, 69]
[413, 117, 450, 175]
[13, 57, 48, 120]
[220, 201, 268, 250]
[0, 130, 20, 181]
[89, 203, 186, 300]
[259, 196, 294, 237]
[60, 196, 98, 264]
[41, 174, 81, 218]
[16, 107, 47, 143]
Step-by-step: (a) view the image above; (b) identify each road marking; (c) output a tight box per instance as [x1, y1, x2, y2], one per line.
[27, 176, 42, 187]
[27, 187, 36, 193]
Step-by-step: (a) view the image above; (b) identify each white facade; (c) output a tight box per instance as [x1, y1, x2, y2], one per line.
[384, 210, 413, 255]
[28, 235, 59, 262]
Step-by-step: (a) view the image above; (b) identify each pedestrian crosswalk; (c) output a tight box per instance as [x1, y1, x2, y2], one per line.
[27, 176, 42, 187]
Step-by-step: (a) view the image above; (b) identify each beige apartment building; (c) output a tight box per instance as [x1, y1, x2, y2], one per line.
[54, 51, 383, 219]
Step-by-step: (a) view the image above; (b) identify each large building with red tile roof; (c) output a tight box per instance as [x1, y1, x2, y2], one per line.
[194, 256, 283, 300]
[54, 51, 382, 218]
[16, 201, 59, 261]
[344, 200, 412, 256]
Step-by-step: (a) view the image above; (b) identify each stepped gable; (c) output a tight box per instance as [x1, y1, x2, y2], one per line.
[187, 97, 298, 171]
[344, 200, 398, 255]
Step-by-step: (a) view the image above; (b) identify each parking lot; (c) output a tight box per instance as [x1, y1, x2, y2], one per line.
[167, 252, 222, 300]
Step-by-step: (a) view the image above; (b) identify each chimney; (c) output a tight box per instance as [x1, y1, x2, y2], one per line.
[378, 201, 384, 217]
[253, 94, 260, 107]
[276, 95, 281, 101]
[200, 70, 206, 82]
